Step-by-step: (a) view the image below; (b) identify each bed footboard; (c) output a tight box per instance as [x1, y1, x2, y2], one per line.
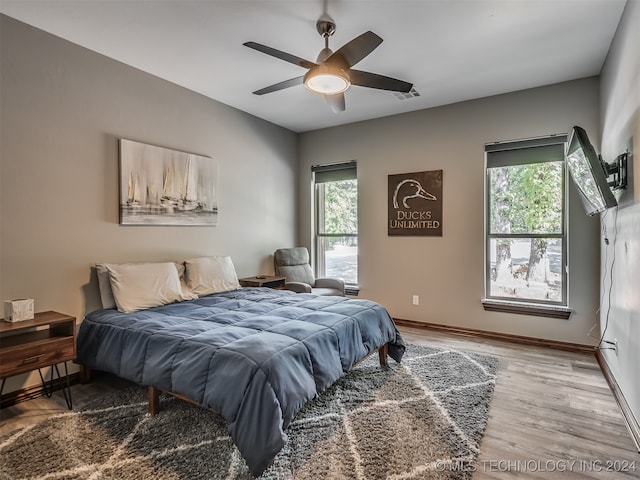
[148, 385, 207, 415]
[147, 343, 391, 416]
[342, 342, 391, 370]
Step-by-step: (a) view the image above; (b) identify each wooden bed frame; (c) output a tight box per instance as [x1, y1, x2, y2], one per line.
[80, 343, 389, 416]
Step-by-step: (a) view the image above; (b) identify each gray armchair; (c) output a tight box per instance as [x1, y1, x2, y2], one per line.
[274, 247, 345, 296]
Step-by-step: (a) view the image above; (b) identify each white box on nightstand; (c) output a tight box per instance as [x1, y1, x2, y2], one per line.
[3, 299, 35, 322]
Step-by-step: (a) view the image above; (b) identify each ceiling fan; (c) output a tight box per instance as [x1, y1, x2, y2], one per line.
[243, 14, 413, 113]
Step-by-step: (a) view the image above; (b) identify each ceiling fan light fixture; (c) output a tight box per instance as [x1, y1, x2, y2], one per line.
[245, 21, 413, 111]
[304, 66, 350, 95]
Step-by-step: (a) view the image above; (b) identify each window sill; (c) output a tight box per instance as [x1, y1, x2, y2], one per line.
[481, 299, 572, 319]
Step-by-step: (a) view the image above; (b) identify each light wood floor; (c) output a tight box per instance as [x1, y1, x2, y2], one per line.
[1, 326, 638, 479]
[401, 327, 639, 479]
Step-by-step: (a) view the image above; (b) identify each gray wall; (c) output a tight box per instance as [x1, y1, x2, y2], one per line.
[599, 0, 640, 433]
[0, 16, 298, 391]
[299, 78, 602, 345]
[2, 7, 631, 415]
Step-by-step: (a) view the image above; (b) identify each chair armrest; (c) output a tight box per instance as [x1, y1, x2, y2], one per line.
[315, 278, 345, 293]
[284, 281, 313, 293]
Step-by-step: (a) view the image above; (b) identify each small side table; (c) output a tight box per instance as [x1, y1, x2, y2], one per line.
[239, 276, 286, 289]
[0, 311, 76, 409]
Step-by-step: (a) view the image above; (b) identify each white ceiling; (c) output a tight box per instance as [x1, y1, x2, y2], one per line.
[0, 0, 627, 133]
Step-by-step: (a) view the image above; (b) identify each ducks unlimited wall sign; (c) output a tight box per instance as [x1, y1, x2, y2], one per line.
[388, 170, 443, 236]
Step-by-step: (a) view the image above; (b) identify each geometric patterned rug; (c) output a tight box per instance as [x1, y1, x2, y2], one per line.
[0, 344, 498, 480]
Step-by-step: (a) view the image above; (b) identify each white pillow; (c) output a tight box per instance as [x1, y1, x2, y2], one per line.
[105, 262, 185, 313]
[185, 256, 240, 296]
[96, 263, 117, 309]
[174, 262, 199, 301]
[96, 261, 197, 309]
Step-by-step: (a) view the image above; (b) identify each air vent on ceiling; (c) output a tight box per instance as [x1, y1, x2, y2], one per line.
[393, 88, 420, 100]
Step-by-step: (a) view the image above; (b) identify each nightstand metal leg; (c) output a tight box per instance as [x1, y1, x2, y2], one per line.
[38, 368, 53, 397]
[38, 362, 73, 410]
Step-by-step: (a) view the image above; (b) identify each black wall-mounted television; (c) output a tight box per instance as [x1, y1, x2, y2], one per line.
[566, 126, 618, 216]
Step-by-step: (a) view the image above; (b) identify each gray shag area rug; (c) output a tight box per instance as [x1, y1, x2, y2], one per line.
[0, 344, 497, 480]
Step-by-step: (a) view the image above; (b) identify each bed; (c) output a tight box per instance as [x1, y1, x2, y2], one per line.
[76, 283, 405, 477]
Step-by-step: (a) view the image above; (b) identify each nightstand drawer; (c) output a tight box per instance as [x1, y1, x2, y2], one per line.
[0, 337, 74, 378]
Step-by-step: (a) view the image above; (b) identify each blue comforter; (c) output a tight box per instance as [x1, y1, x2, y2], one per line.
[77, 288, 405, 476]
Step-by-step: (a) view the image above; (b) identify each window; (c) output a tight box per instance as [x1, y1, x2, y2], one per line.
[484, 136, 568, 310]
[313, 162, 358, 287]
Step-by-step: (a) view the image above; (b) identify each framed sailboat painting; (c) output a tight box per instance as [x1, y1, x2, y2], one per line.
[118, 139, 218, 226]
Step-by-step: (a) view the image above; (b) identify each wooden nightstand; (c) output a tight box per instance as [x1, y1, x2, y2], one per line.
[239, 276, 286, 289]
[0, 311, 76, 409]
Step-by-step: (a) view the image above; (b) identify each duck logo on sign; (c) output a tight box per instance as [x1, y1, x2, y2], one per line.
[388, 170, 442, 236]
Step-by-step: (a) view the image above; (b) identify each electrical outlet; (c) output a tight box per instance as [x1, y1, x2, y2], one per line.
[412, 295, 419, 306]
[614, 338, 619, 356]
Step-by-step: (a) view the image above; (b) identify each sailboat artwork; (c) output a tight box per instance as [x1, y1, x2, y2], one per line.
[126, 172, 139, 207]
[119, 139, 218, 226]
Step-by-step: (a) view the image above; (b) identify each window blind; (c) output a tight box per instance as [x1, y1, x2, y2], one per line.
[486, 135, 567, 168]
[312, 161, 357, 183]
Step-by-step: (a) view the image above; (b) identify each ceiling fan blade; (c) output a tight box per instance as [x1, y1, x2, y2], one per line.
[243, 42, 316, 69]
[328, 31, 383, 68]
[252, 76, 305, 95]
[349, 69, 413, 92]
[324, 93, 346, 113]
